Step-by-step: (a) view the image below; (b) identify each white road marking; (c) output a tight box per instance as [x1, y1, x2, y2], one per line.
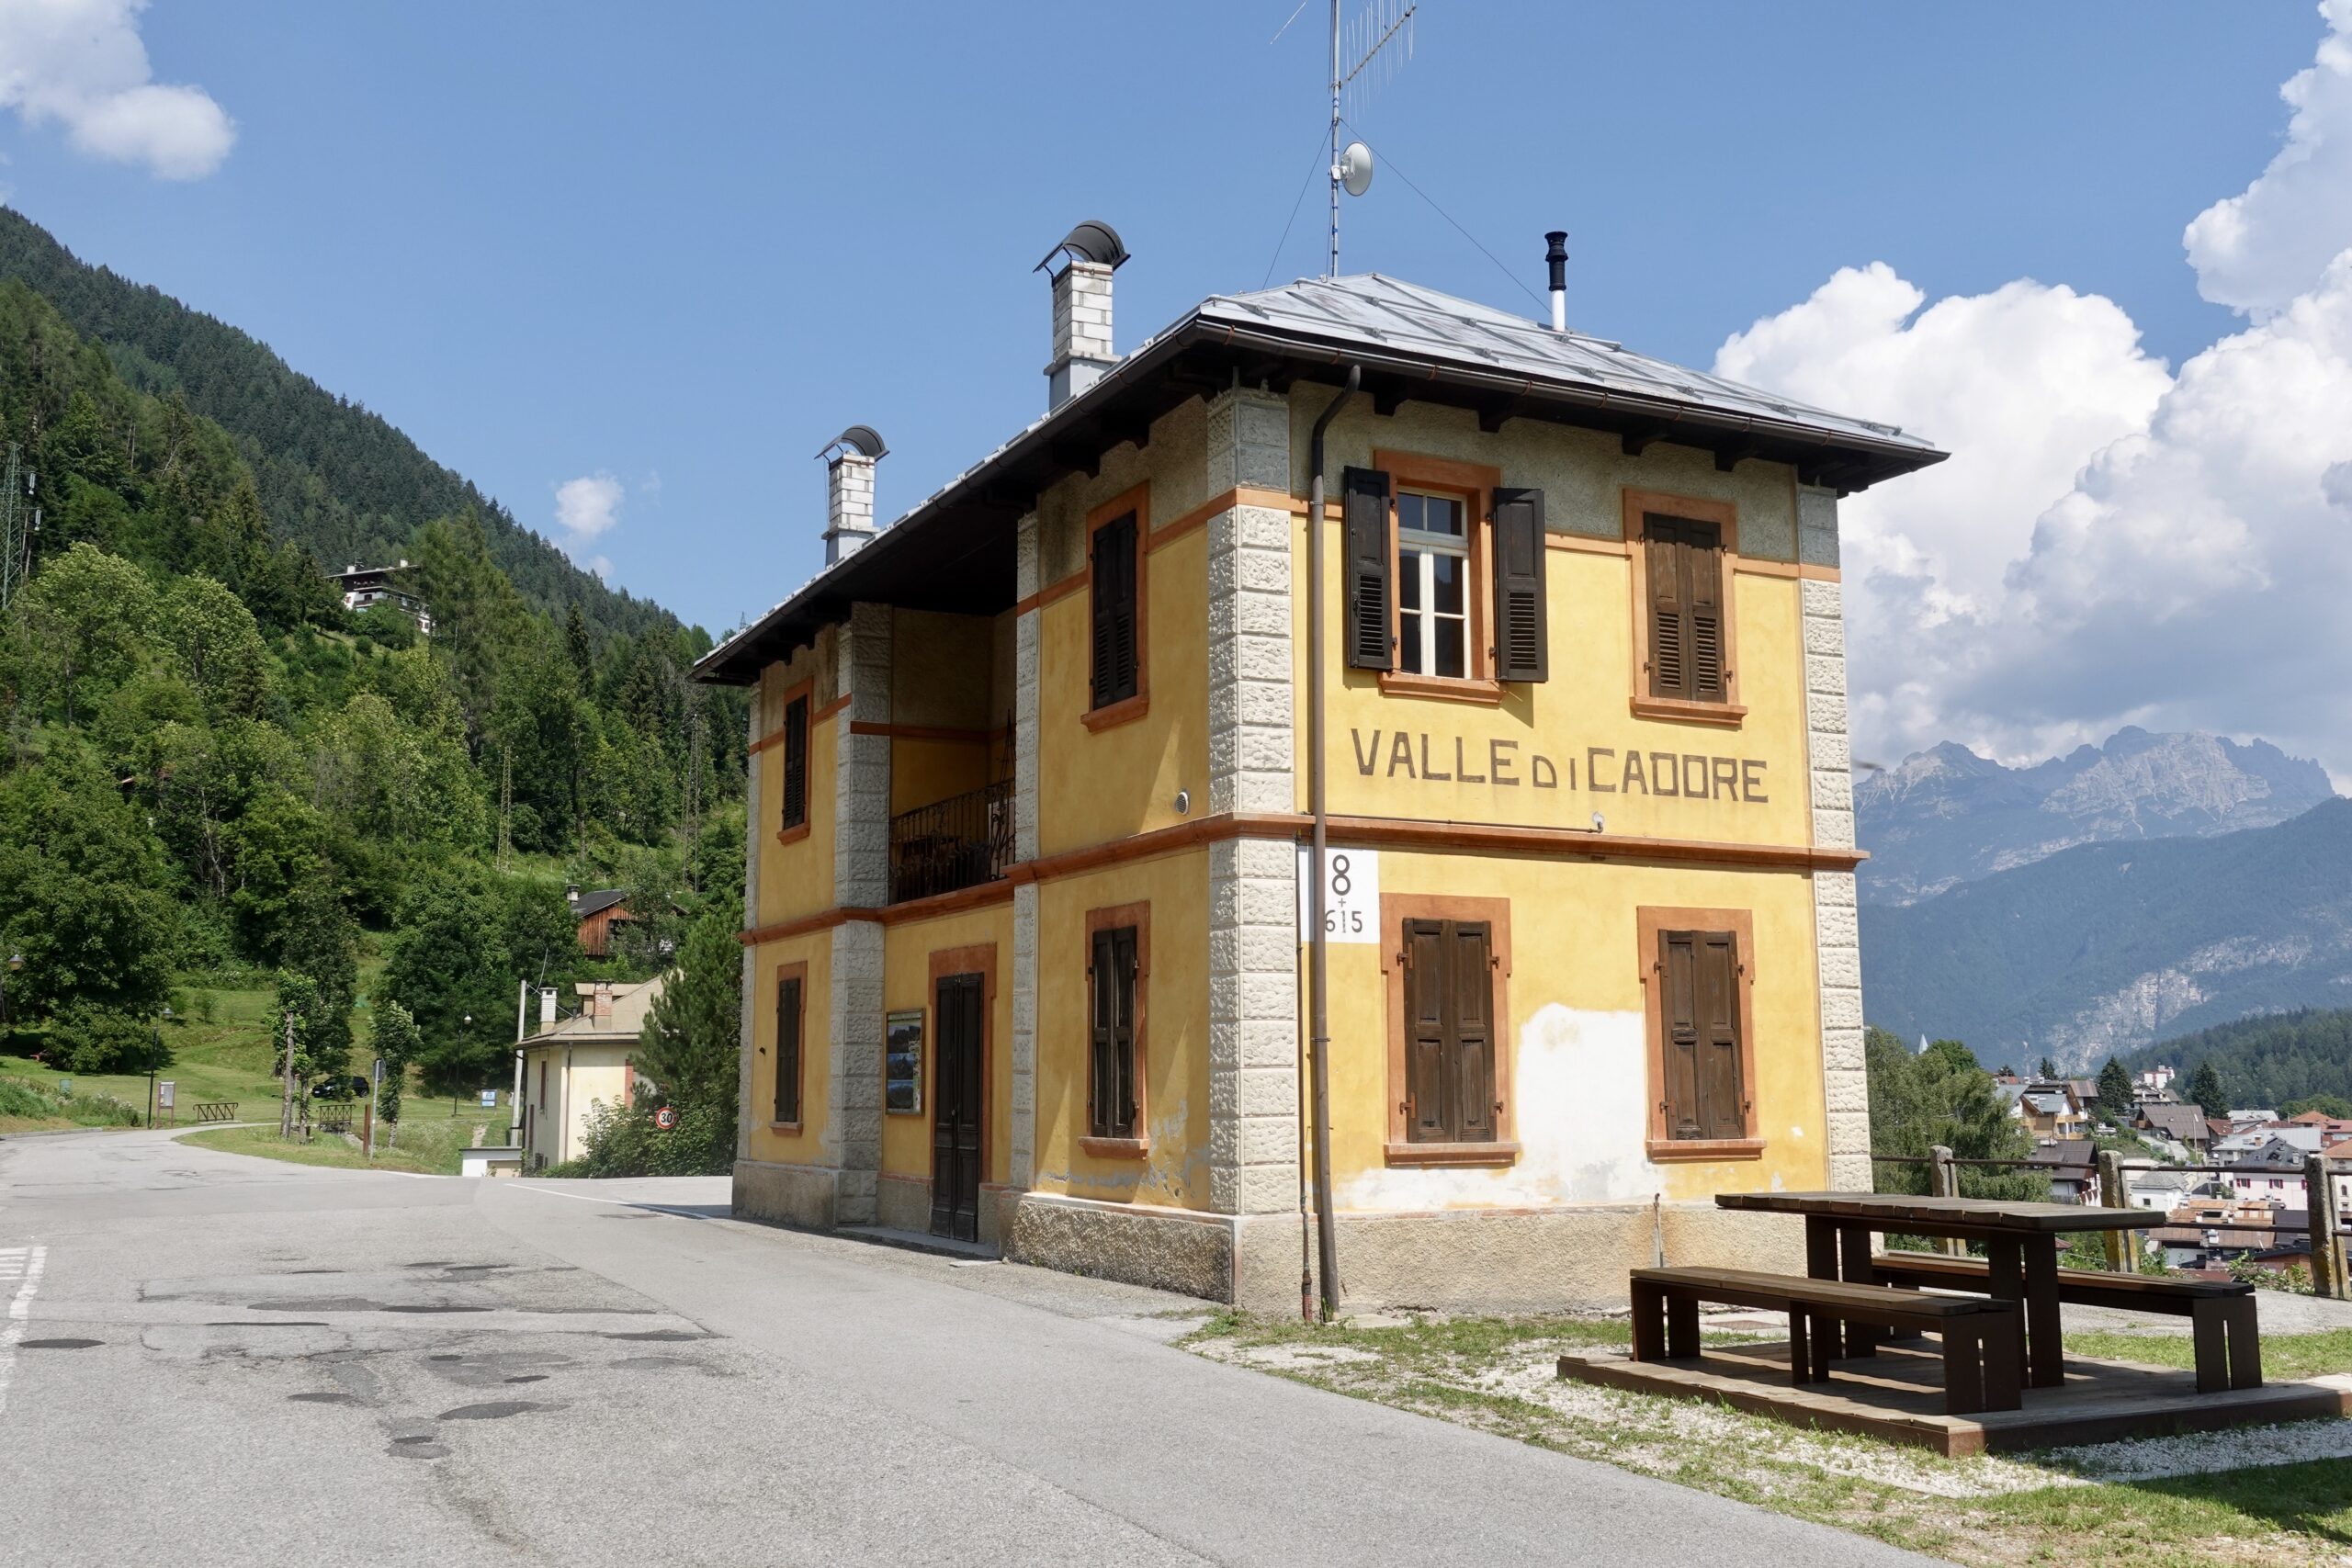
[0, 1243, 50, 1416]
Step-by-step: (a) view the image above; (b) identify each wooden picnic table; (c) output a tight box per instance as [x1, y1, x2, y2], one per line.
[1715, 1190, 2163, 1389]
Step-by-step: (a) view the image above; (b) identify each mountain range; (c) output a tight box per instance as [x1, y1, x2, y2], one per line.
[1862, 795, 2352, 1072]
[1855, 727, 2334, 906]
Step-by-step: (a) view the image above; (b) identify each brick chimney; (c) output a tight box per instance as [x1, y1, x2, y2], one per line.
[820, 425, 888, 567]
[1037, 220, 1128, 410]
[592, 982, 614, 1026]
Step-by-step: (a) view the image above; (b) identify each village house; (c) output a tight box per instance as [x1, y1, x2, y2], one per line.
[518, 976, 664, 1169]
[691, 225, 1944, 1310]
[2136, 1100, 2211, 1153]
[568, 886, 636, 959]
[328, 560, 432, 636]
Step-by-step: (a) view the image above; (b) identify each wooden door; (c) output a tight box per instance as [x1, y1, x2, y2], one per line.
[930, 973, 985, 1242]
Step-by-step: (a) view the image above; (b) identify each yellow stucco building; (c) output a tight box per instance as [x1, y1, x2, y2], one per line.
[694, 228, 1943, 1311]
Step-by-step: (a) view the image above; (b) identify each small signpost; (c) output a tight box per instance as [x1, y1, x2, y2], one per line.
[157, 1080, 175, 1127]
[478, 1089, 498, 1110]
[654, 1106, 678, 1131]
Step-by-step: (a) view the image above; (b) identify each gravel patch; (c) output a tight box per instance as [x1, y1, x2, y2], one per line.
[2039, 1416, 2352, 1482]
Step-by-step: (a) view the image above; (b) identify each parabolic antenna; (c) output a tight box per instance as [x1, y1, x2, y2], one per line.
[1340, 141, 1374, 198]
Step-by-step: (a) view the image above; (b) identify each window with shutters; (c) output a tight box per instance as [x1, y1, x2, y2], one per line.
[1636, 908, 1761, 1159]
[1083, 485, 1149, 731]
[1346, 450, 1546, 703]
[776, 683, 811, 840]
[1082, 903, 1150, 1154]
[771, 963, 807, 1131]
[1623, 491, 1746, 725]
[1381, 893, 1519, 1167]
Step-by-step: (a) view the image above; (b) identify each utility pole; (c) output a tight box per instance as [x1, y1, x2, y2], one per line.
[278, 1010, 296, 1140]
[496, 743, 514, 874]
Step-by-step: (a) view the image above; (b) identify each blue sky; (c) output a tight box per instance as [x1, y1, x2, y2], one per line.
[0, 2, 2317, 637]
[16, 3, 2352, 786]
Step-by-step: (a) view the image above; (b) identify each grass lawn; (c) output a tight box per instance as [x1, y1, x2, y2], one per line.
[2070, 1326, 2352, 1382]
[178, 1113, 507, 1176]
[0, 973, 514, 1132]
[1182, 1311, 2352, 1566]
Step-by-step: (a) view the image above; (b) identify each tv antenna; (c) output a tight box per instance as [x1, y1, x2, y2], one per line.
[1326, 0, 1414, 277]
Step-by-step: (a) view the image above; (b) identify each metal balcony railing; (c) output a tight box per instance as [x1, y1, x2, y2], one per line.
[889, 779, 1013, 904]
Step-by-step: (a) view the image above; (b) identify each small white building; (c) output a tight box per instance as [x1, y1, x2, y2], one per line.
[519, 976, 665, 1169]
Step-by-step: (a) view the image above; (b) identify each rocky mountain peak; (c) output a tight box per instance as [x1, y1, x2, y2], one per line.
[1857, 728, 2334, 906]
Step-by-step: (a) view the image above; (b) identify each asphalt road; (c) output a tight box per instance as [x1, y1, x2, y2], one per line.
[0, 1127, 1942, 1567]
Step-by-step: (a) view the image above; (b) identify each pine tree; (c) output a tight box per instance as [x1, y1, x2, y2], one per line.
[2098, 1055, 2134, 1121]
[2188, 1058, 2228, 1116]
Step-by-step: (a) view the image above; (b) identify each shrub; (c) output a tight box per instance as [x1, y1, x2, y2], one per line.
[537, 1097, 731, 1179]
[47, 1005, 168, 1075]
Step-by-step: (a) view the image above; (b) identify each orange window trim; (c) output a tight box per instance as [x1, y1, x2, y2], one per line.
[1080, 900, 1151, 1157]
[1621, 489, 1747, 727]
[1378, 891, 1519, 1168]
[1082, 483, 1151, 732]
[1634, 905, 1763, 1162]
[926, 943, 999, 1187]
[1376, 449, 1503, 694]
[769, 959, 808, 1134]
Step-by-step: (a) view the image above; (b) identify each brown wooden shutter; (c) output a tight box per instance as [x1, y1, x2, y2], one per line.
[1403, 919, 1448, 1141]
[1110, 927, 1138, 1135]
[1088, 929, 1113, 1135]
[1645, 517, 1726, 703]
[1645, 518, 1688, 700]
[775, 975, 802, 1124]
[1401, 918, 1498, 1144]
[1687, 525, 1726, 702]
[1343, 466, 1393, 671]
[1694, 931, 1745, 1137]
[1088, 927, 1139, 1137]
[780, 695, 808, 829]
[1659, 931, 1702, 1138]
[1659, 929, 1744, 1141]
[1490, 488, 1547, 682]
[1090, 513, 1137, 708]
[1450, 922, 1497, 1142]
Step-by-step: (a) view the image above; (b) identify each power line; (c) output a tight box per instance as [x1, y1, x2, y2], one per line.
[1262, 121, 1335, 290]
[1340, 118, 1545, 311]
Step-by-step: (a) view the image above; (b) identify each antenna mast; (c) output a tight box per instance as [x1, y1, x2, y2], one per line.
[1327, 1, 1416, 278]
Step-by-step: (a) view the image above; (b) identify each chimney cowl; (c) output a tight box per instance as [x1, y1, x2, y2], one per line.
[820, 428, 886, 567]
[1042, 220, 1127, 411]
[1544, 231, 1569, 333]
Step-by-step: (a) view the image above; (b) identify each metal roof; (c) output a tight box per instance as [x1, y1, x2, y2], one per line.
[1197, 275, 1939, 458]
[694, 272, 1947, 686]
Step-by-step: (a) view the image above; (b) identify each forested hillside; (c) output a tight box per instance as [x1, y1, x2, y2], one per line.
[2120, 1010, 2352, 1114]
[0, 208, 673, 647]
[0, 272, 745, 1109]
[1861, 797, 2352, 1070]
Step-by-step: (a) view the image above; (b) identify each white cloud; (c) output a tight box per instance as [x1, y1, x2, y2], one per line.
[1713, 4, 2352, 779]
[0, 1, 234, 180]
[2184, 0, 2352, 317]
[552, 471, 623, 573]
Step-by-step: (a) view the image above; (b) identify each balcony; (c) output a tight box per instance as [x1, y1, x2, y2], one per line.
[889, 778, 1013, 904]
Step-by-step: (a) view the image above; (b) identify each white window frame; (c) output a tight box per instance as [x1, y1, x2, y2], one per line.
[1396, 490, 1470, 679]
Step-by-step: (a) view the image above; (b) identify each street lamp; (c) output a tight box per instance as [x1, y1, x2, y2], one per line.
[457, 1014, 473, 1113]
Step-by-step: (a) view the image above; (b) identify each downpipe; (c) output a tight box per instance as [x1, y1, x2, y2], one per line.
[1305, 366, 1359, 1321]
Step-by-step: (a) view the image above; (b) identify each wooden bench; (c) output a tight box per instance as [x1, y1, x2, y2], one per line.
[1871, 1250, 2261, 1393]
[1631, 1266, 2023, 1415]
[193, 1102, 237, 1123]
